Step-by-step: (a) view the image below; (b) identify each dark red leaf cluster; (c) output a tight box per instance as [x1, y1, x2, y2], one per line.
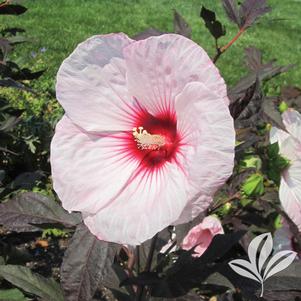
[223, 0, 271, 29]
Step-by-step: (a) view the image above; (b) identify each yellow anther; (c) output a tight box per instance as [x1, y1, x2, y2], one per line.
[132, 126, 165, 150]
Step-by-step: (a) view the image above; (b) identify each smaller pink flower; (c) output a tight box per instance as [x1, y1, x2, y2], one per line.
[181, 215, 224, 257]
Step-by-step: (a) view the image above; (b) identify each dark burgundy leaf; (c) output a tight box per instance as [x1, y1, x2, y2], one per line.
[139, 227, 172, 269]
[150, 232, 245, 298]
[10, 171, 45, 190]
[173, 10, 192, 38]
[245, 47, 262, 72]
[150, 291, 201, 300]
[229, 64, 293, 101]
[61, 223, 119, 301]
[210, 20, 225, 40]
[103, 263, 135, 296]
[216, 292, 237, 301]
[222, 0, 241, 26]
[0, 169, 5, 182]
[200, 6, 215, 22]
[228, 48, 293, 103]
[196, 283, 229, 296]
[281, 86, 301, 112]
[12, 68, 45, 80]
[228, 167, 257, 193]
[1, 27, 25, 36]
[0, 240, 33, 264]
[229, 79, 258, 119]
[132, 28, 165, 41]
[230, 77, 263, 129]
[253, 51, 293, 78]
[262, 97, 286, 131]
[281, 86, 301, 101]
[200, 6, 226, 40]
[199, 231, 246, 263]
[121, 271, 160, 287]
[109, 289, 132, 301]
[239, 0, 271, 29]
[0, 265, 64, 301]
[0, 192, 81, 232]
[0, 78, 33, 92]
[244, 47, 294, 77]
[235, 134, 259, 161]
[0, 4, 27, 15]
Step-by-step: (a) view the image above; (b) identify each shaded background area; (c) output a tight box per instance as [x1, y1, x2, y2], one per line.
[0, 0, 300, 94]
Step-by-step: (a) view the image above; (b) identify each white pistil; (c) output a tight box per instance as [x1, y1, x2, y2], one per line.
[132, 126, 165, 150]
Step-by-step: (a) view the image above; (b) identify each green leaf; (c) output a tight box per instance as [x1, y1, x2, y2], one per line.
[267, 142, 290, 185]
[0, 288, 26, 301]
[268, 142, 280, 158]
[242, 173, 264, 196]
[42, 228, 67, 238]
[0, 265, 64, 301]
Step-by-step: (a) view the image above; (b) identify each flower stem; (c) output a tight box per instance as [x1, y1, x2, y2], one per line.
[136, 233, 158, 301]
[136, 245, 140, 274]
[213, 28, 246, 64]
[221, 28, 245, 53]
[145, 233, 158, 272]
[208, 192, 240, 214]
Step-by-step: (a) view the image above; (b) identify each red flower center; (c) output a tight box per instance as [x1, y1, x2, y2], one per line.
[128, 108, 181, 171]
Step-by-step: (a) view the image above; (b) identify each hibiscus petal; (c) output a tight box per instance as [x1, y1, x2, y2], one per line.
[270, 126, 300, 161]
[56, 33, 137, 132]
[270, 126, 287, 145]
[279, 160, 301, 231]
[83, 163, 189, 245]
[50, 115, 140, 214]
[201, 215, 224, 235]
[123, 34, 228, 116]
[282, 109, 301, 142]
[174, 82, 235, 223]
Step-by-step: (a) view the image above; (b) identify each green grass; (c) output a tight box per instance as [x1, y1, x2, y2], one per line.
[1, 0, 301, 93]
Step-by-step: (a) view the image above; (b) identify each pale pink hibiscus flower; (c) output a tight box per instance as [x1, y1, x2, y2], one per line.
[181, 215, 224, 257]
[50, 33, 235, 245]
[270, 109, 301, 231]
